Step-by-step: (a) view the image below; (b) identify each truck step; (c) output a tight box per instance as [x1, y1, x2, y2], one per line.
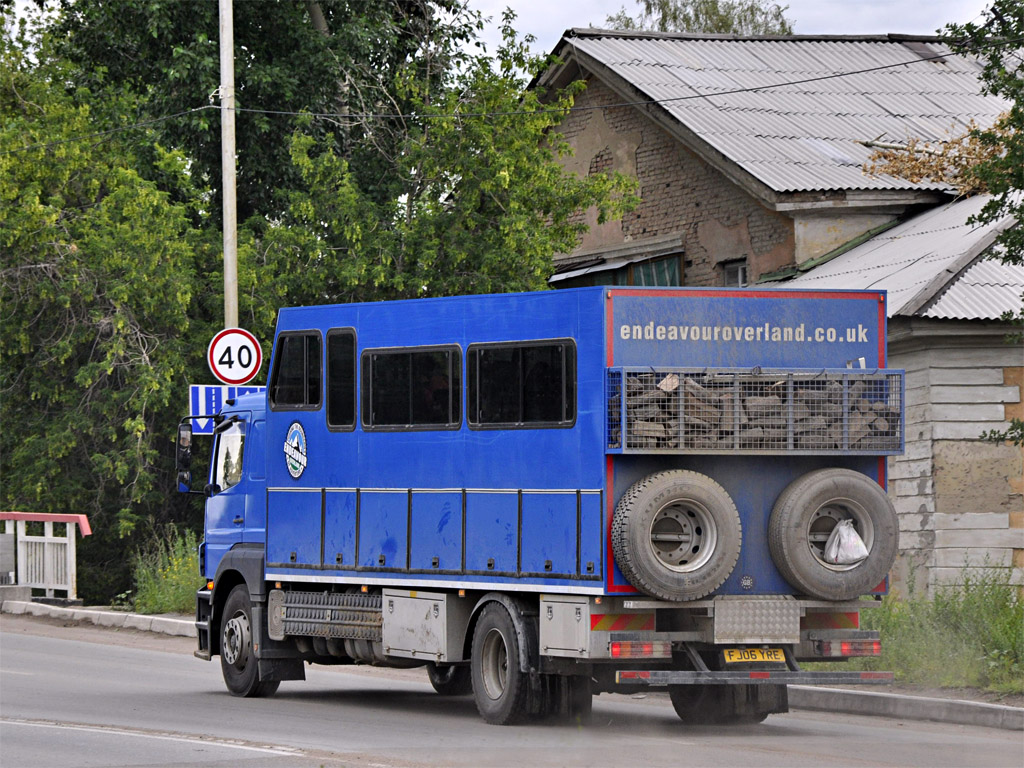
[268, 589, 383, 641]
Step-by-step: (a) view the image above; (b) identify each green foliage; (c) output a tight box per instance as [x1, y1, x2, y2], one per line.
[256, 13, 637, 305]
[51, 0, 474, 223]
[132, 527, 202, 614]
[845, 572, 1023, 694]
[945, 2, 1024, 271]
[1, 18, 206, 535]
[606, 0, 793, 35]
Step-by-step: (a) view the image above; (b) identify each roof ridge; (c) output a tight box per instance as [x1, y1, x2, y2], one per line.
[565, 28, 948, 44]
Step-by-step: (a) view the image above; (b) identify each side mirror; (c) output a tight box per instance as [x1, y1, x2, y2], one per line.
[176, 422, 193, 471]
[177, 470, 192, 493]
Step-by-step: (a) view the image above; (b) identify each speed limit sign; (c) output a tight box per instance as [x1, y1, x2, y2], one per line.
[207, 328, 263, 385]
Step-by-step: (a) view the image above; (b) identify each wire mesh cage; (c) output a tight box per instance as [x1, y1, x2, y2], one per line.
[607, 368, 903, 455]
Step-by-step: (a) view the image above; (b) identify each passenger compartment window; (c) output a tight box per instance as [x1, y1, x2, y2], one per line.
[326, 330, 356, 429]
[361, 346, 461, 429]
[269, 332, 322, 410]
[468, 340, 576, 428]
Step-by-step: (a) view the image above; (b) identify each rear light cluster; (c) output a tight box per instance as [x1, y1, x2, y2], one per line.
[610, 641, 672, 659]
[817, 639, 881, 657]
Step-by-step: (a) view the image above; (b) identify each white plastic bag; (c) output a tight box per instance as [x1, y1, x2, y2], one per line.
[823, 519, 869, 565]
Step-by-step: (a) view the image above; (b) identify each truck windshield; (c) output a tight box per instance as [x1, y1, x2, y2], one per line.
[213, 421, 245, 491]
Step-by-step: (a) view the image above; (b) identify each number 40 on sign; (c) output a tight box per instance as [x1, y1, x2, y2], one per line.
[207, 328, 263, 386]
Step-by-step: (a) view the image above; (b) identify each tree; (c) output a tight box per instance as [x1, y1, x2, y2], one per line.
[253, 14, 636, 310]
[605, 0, 793, 35]
[863, 1, 1023, 445]
[1, 14, 215, 599]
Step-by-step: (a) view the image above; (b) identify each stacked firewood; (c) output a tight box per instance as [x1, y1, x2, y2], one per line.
[614, 372, 900, 452]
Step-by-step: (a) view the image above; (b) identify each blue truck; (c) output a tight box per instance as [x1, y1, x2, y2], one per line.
[177, 286, 903, 725]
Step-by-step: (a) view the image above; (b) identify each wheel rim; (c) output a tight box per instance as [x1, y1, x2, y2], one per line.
[222, 611, 251, 669]
[480, 627, 509, 701]
[648, 499, 718, 573]
[807, 496, 874, 572]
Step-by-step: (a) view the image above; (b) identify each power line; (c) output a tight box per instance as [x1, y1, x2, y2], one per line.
[4, 36, 1020, 157]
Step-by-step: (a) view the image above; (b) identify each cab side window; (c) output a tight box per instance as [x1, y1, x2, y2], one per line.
[213, 421, 245, 491]
[270, 332, 322, 410]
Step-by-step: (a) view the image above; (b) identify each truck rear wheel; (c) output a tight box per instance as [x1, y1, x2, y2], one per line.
[768, 468, 898, 601]
[669, 684, 786, 724]
[220, 585, 280, 698]
[471, 603, 530, 725]
[612, 471, 742, 601]
[426, 662, 473, 696]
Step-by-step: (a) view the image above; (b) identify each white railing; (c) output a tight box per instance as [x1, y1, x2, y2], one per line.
[0, 512, 92, 599]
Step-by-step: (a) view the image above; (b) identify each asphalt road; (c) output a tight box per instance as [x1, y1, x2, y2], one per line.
[1, 615, 1021, 768]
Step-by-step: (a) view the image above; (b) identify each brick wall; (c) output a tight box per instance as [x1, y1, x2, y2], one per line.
[556, 78, 794, 284]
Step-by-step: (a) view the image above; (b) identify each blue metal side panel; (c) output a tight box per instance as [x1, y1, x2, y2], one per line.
[409, 492, 462, 570]
[610, 289, 885, 368]
[603, 288, 891, 597]
[266, 490, 321, 566]
[580, 493, 603, 576]
[358, 491, 408, 569]
[262, 288, 609, 592]
[323, 490, 356, 567]
[465, 492, 518, 573]
[521, 493, 578, 575]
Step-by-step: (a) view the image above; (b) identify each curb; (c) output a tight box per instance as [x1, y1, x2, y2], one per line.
[788, 685, 1023, 732]
[2, 600, 195, 638]
[3, 600, 1020, 731]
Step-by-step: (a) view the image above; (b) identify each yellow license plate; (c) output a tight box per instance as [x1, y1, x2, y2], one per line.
[723, 647, 785, 664]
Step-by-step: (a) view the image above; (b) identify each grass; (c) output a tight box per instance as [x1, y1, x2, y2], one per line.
[840, 570, 1023, 695]
[131, 527, 203, 615]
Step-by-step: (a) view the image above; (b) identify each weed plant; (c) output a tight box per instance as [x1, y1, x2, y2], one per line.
[844, 569, 1023, 694]
[132, 527, 202, 615]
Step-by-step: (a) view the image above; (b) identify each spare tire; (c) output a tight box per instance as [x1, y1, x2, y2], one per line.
[612, 471, 741, 601]
[768, 468, 898, 601]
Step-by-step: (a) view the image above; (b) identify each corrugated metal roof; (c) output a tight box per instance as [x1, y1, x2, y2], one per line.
[923, 257, 1024, 321]
[782, 195, 1022, 321]
[562, 32, 1009, 194]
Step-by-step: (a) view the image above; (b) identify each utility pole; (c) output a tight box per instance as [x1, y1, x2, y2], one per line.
[219, 0, 238, 329]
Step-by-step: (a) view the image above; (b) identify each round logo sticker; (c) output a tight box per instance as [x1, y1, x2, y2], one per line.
[283, 422, 307, 479]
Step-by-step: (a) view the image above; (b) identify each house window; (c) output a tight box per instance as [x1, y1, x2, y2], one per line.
[326, 329, 356, 430]
[361, 346, 461, 430]
[556, 254, 684, 289]
[723, 260, 748, 287]
[467, 340, 576, 428]
[269, 332, 322, 410]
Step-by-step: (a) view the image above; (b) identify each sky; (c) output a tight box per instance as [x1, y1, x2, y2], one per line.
[473, 0, 990, 55]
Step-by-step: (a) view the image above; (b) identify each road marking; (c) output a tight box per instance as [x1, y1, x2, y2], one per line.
[0, 718, 304, 756]
[0, 669, 34, 676]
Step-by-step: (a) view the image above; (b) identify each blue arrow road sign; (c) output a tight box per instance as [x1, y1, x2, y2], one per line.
[188, 384, 266, 434]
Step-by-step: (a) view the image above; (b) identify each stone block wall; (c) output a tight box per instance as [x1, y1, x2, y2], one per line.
[888, 329, 1023, 596]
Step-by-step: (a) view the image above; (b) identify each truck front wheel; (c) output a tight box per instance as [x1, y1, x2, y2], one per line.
[220, 585, 280, 698]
